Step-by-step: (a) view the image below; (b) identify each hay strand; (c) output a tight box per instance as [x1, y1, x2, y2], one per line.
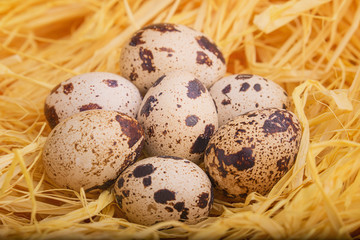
[1, 0, 360, 239]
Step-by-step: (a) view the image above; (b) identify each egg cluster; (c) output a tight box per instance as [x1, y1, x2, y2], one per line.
[42, 23, 301, 225]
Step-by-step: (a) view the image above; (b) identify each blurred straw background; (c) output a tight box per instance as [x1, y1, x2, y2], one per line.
[0, 0, 360, 239]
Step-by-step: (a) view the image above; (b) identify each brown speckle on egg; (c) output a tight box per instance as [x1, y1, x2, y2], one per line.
[143, 23, 180, 33]
[153, 75, 166, 87]
[63, 83, 74, 94]
[179, 208, 190, 221]
[103, 79, 118, 87]
[130, 69, 139, 81]
[235, 74, 253, 80]
[221, 99, 231, 105]
[143, 176, 152, 187]
[213, 146, 255, 175]
[159, 47, 175, 57]
[117, 177, 125, 188]
[190, 124, 215, 154]
[147, 125, 156, 138]
[165, 207, 173, 212]
[262, 109, 300, 135]
[277, 156, 291, 172]
[196, 192, 209, 209]
[154, 189, 176, 204]
[185, 115, 199, 127]
[79, 103, 102, 112]
[133, 164, 155, 178]
[222, 84, 231, 94]
[159, 156, 183, 160]
[195, 36, 225, 64]
[139, 47, 156, 73]
[186, 79, 206, 99]
[196, 51, 212, 66]
[240, 82, 250, 92]
[253, 83, 261, 92]
[44, 104, 59, 129]
[116, 114, 144, 148]
[130, 31, 145, 46]
[140, 95, 158, 117]
[174, 202, 185, 212]
[122, 190, 130, 197]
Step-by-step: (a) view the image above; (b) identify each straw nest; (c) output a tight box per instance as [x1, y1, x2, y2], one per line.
[1, 0, 360, 239]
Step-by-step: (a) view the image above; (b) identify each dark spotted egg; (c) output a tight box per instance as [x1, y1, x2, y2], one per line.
[114, 156, 213, 225]
[204, 108, 301, 202]
[209, 74, 290, 126]
[42, 110, 144, 192]
[44, 72, 142, 129]
[120, 23, 226, 94]
[136, 70, 218, 164]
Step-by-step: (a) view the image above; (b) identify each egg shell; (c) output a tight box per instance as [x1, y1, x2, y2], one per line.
[114, 156, 213, 225]
[44, 72, 142, 128]
[120, 23, 226, 94]
[136, 70, 218, 163]
[204, 108, 301, 202]
[209, 74, 290, 126]
[42, 110, 145, 192]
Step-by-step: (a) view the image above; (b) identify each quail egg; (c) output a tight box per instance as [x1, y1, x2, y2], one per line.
[209, 74, 290, 126]
[136, 70, 218, 163]
[44, 72, 142, 128]
[204, 108, 301, 202]
[120, 23, 226, 94]
[42, 110, 144, 192]
[114, 156, 213, 225]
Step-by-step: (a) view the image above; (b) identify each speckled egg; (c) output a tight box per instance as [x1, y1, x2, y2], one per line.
[42, 110, 144, 192]
[120, 23, 226, 94]
[204, 108, 301, 202]
[136, 70, 218, 163]
[44, 72, 142, 128]
[114, 156, 213, 225]
[209, 74, 290, 126]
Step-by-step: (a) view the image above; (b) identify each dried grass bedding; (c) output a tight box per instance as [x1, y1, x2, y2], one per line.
[1, 0, 360, 239]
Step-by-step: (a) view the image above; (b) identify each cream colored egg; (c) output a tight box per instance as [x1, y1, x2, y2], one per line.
[42, 110, 144, 192]
[120, 23, 226, 94]
[114, 156, 213, 225]
[136, 70, 218, 163]
[204, 108, 301, 202]
[44, 72, 141, 128]
[209, 74, 290, 126]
